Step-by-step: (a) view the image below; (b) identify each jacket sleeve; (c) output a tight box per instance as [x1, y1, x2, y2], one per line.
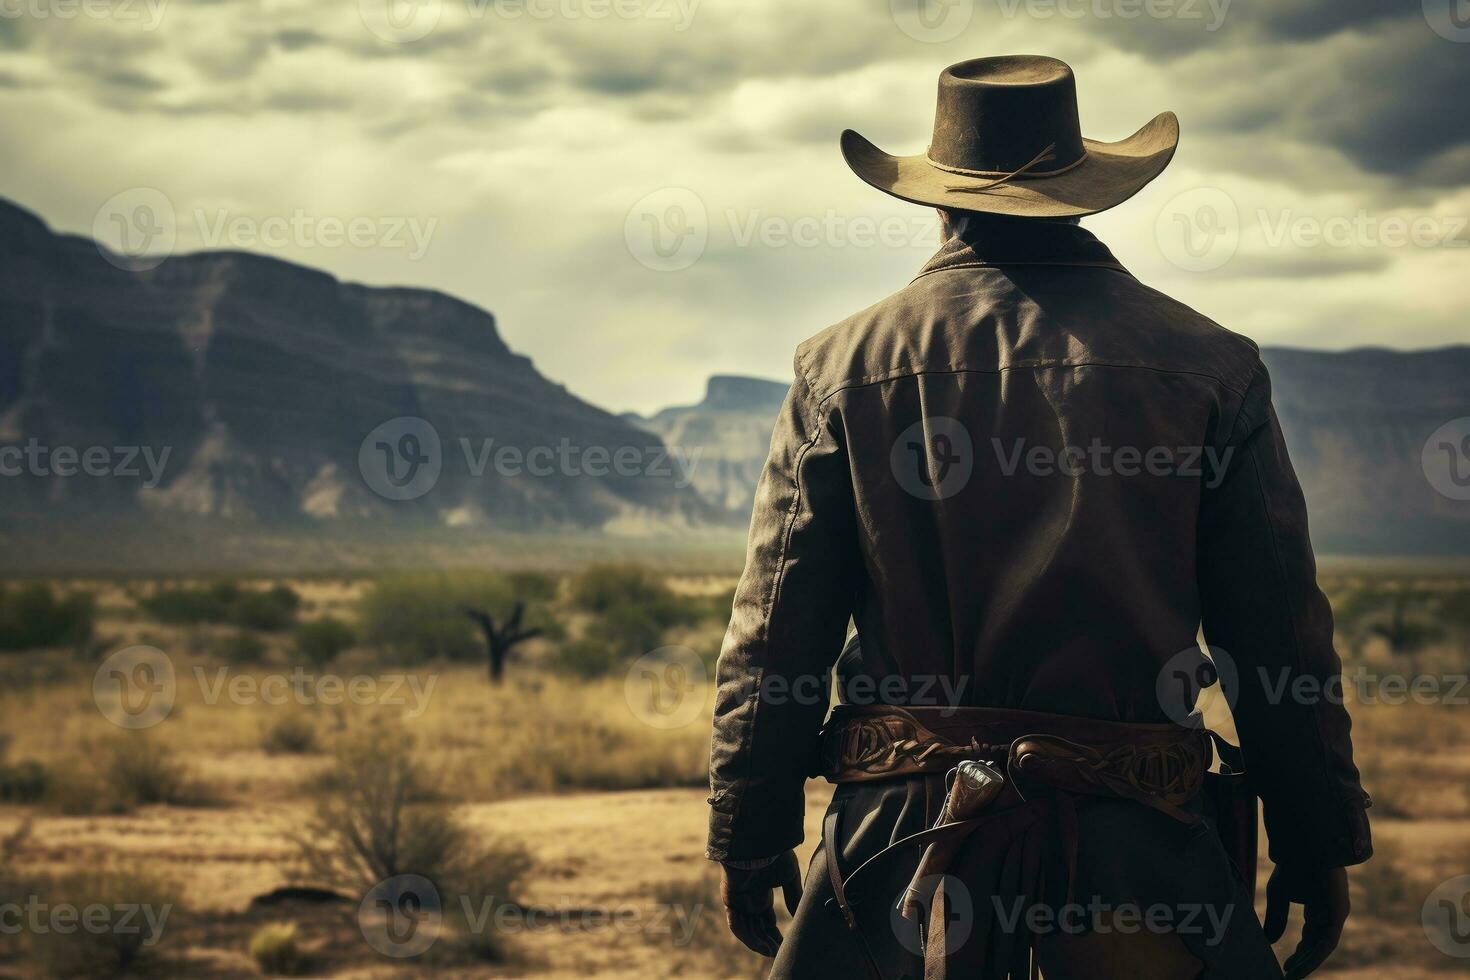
[1197, 359, 1372, 869]
[706, 358, 861, 862]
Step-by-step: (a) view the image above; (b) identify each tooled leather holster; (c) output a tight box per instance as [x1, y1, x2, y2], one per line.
[815, 704, 1248, 980]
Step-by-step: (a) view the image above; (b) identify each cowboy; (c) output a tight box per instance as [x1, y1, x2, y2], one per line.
[707, 56, 1371, 979]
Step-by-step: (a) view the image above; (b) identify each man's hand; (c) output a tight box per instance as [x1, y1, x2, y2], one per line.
[720, 850, 803, 957]
[1264, 864, 1350, 978]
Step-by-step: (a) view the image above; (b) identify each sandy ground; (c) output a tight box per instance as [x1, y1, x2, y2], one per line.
[1, 786, 1459, 979]
[2, 788, 821, 978]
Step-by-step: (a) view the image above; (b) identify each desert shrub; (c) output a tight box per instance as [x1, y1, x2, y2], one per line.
[601, 602, 669, 658]
[293, 617, 356, 668]
[136, 580, 240, 623]
[358, 577, 479, 662]
[25, 866, 179, 977]
[48, 734, 213, 814]
[568, 564, 704, 652]
[233, 585, 302, 630]
[358, 572, 553, 664]
[505, 571, 558, 602]
[294, 730, 532, 907]
[249, 922, 307, 976]
[0, 583, 95, 650]
[0, 758, 48, 803]
[101, 734, 202, 807]
[0, 733, 48, 802]
[137, 581, 300, 630]
[215, 629, 267, 664]
[262, 714, 318, 755]
[569, 564, 681, 618]
[551, 638, 623, 678]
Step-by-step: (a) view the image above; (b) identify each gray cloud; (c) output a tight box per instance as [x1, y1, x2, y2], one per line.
[0, 0, 1464, 413]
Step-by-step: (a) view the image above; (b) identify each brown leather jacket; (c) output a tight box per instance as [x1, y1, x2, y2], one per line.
[706, 220, 1372, 871]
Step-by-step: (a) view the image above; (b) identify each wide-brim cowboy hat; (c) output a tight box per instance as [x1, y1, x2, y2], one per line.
[841, 55, 1178, 218]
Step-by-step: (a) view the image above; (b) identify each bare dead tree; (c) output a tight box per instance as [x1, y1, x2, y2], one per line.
[462, 602, 543, 683]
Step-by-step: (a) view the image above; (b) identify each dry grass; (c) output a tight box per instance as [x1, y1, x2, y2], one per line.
[1, 569, 1468, 976]
[0, 659, 712, 808]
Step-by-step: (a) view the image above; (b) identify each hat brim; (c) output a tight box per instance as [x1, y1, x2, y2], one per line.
[840, 111, 1178, 218]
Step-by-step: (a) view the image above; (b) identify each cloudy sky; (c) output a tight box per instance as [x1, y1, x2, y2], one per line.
[1, 0, 1467, 413]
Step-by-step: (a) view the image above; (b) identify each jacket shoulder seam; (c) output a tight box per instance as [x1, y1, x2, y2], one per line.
[806, 360, 1251, 409]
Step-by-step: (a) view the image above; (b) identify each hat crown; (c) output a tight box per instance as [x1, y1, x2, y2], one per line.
[928, 55, 1086, 176]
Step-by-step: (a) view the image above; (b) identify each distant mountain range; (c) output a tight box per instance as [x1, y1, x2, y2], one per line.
[623, 375, 788, 515]
[1, 195, 1466, 567]
[625, 358, 1470, 559]
[0, 196, 714, 553]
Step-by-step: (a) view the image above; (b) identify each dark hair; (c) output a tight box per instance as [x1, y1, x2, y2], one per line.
[938, 207, 1081, 227]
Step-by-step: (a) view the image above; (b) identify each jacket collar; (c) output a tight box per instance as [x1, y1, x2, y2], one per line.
[914, 220, 1131, 282]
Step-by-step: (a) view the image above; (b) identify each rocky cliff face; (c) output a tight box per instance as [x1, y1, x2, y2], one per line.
[630, 355, 1470, 557]
[0, 197, 714, 537]
[1262, 347, 1470, 555]
[625, 375, 789, 514]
